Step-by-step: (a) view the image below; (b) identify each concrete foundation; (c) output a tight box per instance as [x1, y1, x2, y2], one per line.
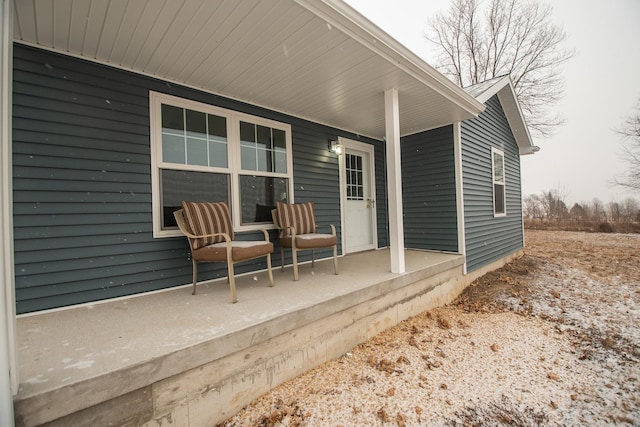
[14, 248, 522, 426]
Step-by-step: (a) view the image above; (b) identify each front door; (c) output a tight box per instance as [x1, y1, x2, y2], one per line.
[339, 139, 377, 253]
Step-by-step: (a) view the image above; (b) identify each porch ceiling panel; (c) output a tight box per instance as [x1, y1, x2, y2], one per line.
[12, 0, 484, 139]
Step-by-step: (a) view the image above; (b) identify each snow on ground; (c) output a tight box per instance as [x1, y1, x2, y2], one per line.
[220, 230, 640, 426]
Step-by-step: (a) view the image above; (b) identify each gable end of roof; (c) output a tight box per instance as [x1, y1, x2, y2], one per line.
[465, 76, 538, 155]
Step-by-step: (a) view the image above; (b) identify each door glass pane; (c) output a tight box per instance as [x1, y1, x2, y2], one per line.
[346, 153, 364, 201]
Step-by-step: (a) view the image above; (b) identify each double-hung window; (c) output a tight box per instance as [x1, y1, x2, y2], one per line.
[150, 92, 293, 237]
[491, 148, 506, 216]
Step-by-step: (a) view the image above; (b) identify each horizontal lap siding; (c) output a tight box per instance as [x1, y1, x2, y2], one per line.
[374, 142, 389, 248]
[461, 95, 523, 272]
[401, 126, 458, 252]
[13, 44, 381, 313]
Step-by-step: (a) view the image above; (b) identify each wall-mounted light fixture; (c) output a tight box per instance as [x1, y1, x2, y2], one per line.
[329, 140, 344, 155]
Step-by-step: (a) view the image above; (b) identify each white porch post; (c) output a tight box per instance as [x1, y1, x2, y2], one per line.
[0, 0, 17, 425]
[384, 88, 405, 273]
[453, 122, 467, 274]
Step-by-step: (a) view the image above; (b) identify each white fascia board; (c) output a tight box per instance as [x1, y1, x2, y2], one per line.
[470, 75, 536, 155]
[472, 75, 511, 104]
[496, 84, 536, 156]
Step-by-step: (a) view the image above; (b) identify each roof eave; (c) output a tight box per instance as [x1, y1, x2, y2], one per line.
[294, 0, 485, 118]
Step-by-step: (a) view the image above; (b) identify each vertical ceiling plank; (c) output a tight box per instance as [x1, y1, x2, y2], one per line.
[52, 0, 72, 50]
[33, 0, 54, 46]
[67, 0, 90, 54]
[94, 0, 131, 63]
[13, 0, 37, 41]
[81, 1, 109, 57]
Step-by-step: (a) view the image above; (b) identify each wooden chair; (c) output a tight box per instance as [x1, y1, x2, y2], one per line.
[174, 201, 273, 303]
[273, 201, 338, 281]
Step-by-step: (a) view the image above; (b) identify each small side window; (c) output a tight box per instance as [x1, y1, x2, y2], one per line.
[492, 148, 506, 216]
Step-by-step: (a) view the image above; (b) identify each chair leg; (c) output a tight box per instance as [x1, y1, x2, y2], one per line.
[333, 245, 339, 275]
[311, 249, 315, 268]
[266, 253, 274, 287]
[192, 260, 198, 295]
[292, 248, 299, 281]
[280, 246, 285, 272]
[227, 260, 238, 303]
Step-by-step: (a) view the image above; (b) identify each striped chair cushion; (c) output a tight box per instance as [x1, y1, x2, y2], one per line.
[276, 201, 316, 238]
[181, 201, 234, 249]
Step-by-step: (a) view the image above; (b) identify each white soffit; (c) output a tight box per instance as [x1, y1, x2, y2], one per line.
[12, 0, 483, 139]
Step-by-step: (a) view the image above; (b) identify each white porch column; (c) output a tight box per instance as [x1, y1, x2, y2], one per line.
[453, 122, 467, 274]
[0, 0, 17, 425]
[384, 88, 405, 273]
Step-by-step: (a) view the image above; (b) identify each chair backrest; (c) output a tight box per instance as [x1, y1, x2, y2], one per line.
[179, 201, 234, 249]
[275, 201, 316, 237]
[271, 209, 281, 229]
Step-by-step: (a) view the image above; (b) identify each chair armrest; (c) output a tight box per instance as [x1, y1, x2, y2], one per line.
[284, 225, 298, 238]
[260, 228, 271, 242]
[317, 224, 336, 236]
[232, 228, 272, 242]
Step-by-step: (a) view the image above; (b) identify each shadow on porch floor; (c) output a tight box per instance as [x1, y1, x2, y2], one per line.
[14, 249, 463, 425]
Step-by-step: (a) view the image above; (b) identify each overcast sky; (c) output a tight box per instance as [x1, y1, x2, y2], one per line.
[345, 0, 640, 205]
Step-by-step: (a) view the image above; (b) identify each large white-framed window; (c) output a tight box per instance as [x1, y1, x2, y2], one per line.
[150, 92, 293, 237]
[491, 147, 506, 216]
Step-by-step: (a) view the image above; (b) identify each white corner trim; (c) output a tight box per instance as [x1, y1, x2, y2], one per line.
[1, 0, 18, 402]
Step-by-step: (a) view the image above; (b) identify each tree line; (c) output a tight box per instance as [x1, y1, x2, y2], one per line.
[523, 190, 640, 233]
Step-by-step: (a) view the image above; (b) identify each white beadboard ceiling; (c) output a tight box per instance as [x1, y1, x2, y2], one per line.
[12, 0, 484, 139]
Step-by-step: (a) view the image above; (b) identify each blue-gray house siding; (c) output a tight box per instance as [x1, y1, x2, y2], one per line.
[12, 44, 384, 314]
[461, 95, 524, 272]
[401, 126, 458, 252]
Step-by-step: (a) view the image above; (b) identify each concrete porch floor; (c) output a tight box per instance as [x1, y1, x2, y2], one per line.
[14, 248, 465, 426]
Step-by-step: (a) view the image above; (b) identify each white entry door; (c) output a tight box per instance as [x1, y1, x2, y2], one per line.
[340, 139, 377, 253]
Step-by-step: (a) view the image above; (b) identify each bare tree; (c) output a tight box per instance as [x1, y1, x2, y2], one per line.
[590, 198, 607, 223]
[607, 201, 622, 224]
[621, 198, 639, 223]
[614, 99, 640, 192]
[426, 0, 574, 137]
[523, 194, 543, 220]
[569, 203, 588, 223]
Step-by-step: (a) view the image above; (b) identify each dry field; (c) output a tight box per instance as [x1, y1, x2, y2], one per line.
[220, 230, 640, 426]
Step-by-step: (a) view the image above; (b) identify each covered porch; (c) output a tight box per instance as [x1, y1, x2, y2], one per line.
[14, 249, 466, 426]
